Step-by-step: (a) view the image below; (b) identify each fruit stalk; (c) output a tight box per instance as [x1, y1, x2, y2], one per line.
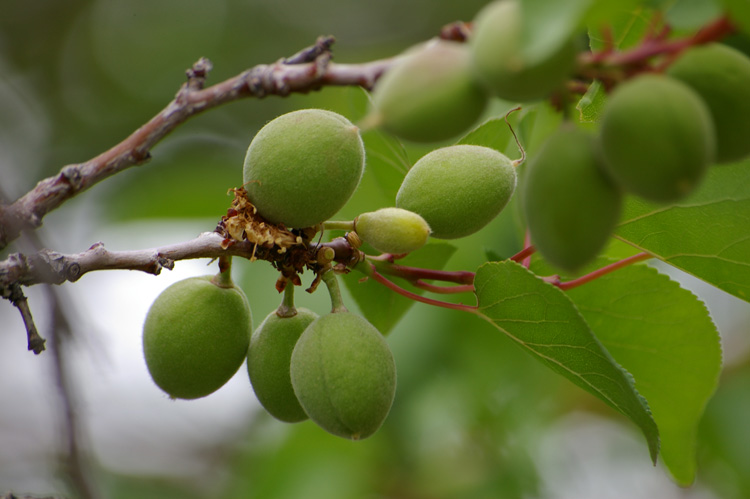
[321, 269, 348, 313]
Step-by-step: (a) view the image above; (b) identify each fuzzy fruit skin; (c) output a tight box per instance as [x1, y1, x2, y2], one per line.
[600, 74, 715, 202]
[470, 0, 578, 102]
[243, 109, 365, 228]
[247, 308, 318, 423]
[396, 145, 516, 239]
[369, 40, 488, 142]
[143, 276, 252, 400]
[523, 126, 623, 272]
[290, 312, 396, 440]
[667, 43, 750, 163]
[354, 207, 431, 254]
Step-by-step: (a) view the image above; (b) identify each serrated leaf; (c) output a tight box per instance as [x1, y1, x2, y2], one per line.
[473, 260, 660, 462]
[616, 160, 750, 303]
[342, 242, 456, 335]
[561, 262, 722, 485]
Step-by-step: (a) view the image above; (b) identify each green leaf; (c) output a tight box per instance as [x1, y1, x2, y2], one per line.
[576, 80, 607, 123]
[562, 262, 722, 485]
[342, 242, 456, 335]
[721, 0, 750, 34]
[521, 0, 593, 65]
[473, 260, 660, 462]
[616, 160, 750, 303]
[587, 3, 655, 51]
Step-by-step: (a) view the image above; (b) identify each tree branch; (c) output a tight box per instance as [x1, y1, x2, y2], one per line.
[0, 36, 395, 251]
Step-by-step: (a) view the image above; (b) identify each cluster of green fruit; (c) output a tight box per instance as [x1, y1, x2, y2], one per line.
[364, 0, 579, 143]
[524, 42, 750, 273]
[142, 267, 396, 440]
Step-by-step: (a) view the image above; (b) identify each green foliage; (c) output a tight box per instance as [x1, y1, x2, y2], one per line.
[142, 275, 252, 400]
[616, 160, 750, 302]
[290, 312, 397, 440]
[247, 307, 319, 423]
[473, 261, 660, 463]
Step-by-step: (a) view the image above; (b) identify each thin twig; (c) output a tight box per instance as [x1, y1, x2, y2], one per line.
[0, 39, 395, 251]
[6, 283, 46, 354]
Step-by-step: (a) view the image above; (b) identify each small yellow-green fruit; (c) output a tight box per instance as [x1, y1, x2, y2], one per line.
[396, 145, 516, 239]
[354, 207, 431, 254]
[366, 40, 488, 142]
[667, 43, 750, 163]
[143, 276, 252, 400]
[290, 312, 396, 440]
[470, 0, 578, 102]
[247, 308, 318, 423]
[599, 74, 715, 202]
[523, 126, 623, 272]
[243, 109, 365, 228]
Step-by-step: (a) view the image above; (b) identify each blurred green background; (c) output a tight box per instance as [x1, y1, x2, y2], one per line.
[2, 1, 750, 498]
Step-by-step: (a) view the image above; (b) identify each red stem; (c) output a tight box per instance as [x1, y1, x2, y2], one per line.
[414, 280, 475, 294]
[369, 266, 477, 312]
[511, 241, 536, 266]
[557, 252, 653, 290]
[372, 260, 476, 285]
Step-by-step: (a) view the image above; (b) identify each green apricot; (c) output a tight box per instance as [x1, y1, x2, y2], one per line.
[243, 109, 365, 228]
[667, 43, 750, 163]
[143, 276, 252, 400]
[470, 0, 578, 102]
[367, 40, 489, 142]
[599, 74, 715, 202]
[523, 126, 623, 272]
[247, 307, 318, 423]
[290, 312, 396, 440]
[396, 145, 516, 239]
[354, 207, 431, 254]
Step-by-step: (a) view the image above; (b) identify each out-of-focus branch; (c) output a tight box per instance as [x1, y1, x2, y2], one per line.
[0, 35, 395, 251]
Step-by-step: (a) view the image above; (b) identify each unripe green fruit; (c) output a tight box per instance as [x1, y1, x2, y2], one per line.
[600, 74, 715, 202]
[354, 207, 431, 254]
[470, 0, 578, 102]
[523, 126, 623, 272]
[247, 308, 318, 423]
[290, 312, 396, 440]
[367, 40, 489, 142]
[243, 109, 365, 228]
[396, 145, 516, 239]
[667, 42, 750, 163]
[143, 276, 252, 400]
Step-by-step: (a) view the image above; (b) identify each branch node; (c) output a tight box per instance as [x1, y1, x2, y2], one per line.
[61, 165, 84, 191]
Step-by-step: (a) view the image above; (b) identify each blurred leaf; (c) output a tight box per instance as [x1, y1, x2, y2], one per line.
[587, 3, 656, 51]
[563, 262, 722, 485]
[521, 0, 593, 65]
[615, 160, 750, 303]
[361, 129, 411, 202]
[721, 0, 750, 34]
[665, 0, 723, 30]
[474, 260, 660, 462]
[342, 241, 456, 334]
[577, 80, 607, 123]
